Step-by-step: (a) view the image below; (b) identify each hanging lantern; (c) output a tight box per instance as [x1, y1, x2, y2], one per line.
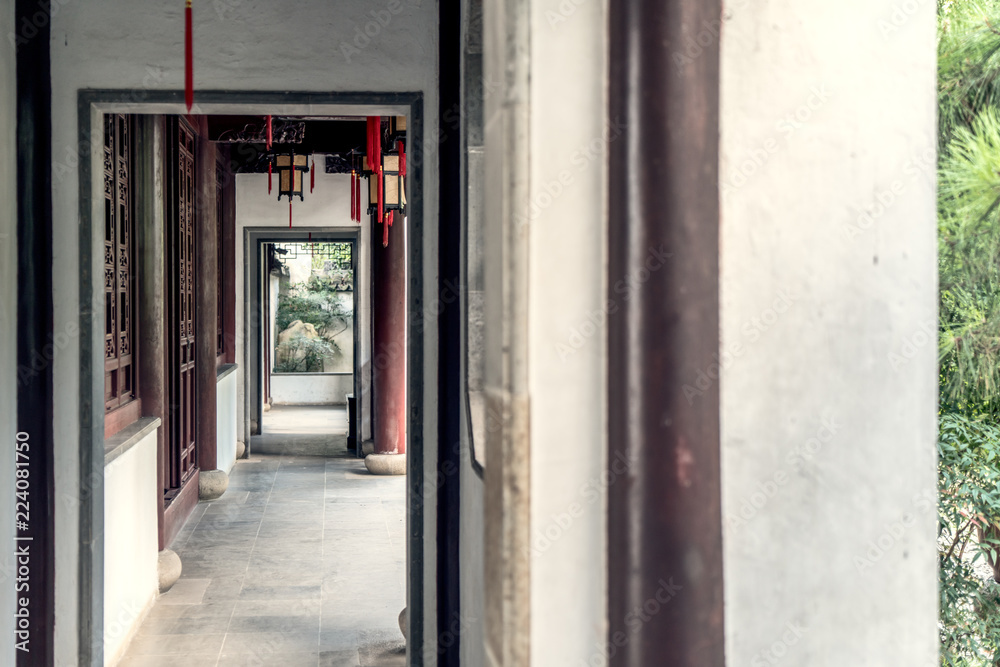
[275, 152, 309, 201]
[382, 153, 405, 212]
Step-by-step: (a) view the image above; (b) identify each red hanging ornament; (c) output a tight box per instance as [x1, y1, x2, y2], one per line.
[367, 116, 383, 223]
[266, 115, 273, 150]
[350, 170, 356, 221]
[184, 0, 194, 112]
[289, 199, 293, 228]
[398, 140, 406, 178]
[310, 156, 315, 193]
[268, 159, 272, 195]
[383, 211, 391, 247]
[355, 170, 362, 223]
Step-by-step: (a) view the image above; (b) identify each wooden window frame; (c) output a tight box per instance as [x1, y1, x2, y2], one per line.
[104, 113, 141, 438]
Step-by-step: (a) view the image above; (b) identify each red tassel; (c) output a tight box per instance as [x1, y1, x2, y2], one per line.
[184, 0, 193, 112]
[289, 199, 293, 228]
[350, 171, 355, 221]
[367, 116, 383, 223]
[266, 115, 272, 150]
[383, 211, 390, 247]
[310, 156, 315, 193]
[268, 160, 272, 195]
[398, 140, 406, 178]
[355, 171, 362, 223]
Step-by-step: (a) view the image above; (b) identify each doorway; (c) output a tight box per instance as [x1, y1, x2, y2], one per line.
[77, 93, 432, 665]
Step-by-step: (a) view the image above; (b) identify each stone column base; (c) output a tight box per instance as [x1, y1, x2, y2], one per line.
[158, 549, 182, 593]
[236, 441, 246, 459]
[399, 607, 407, 641]
[364, 453, 406, 476]
[199, 469, 229, 500]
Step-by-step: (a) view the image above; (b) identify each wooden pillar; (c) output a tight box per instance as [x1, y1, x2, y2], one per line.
[138, 116, 169, 548]
[195, 133, 218, 472]
[372, 216, 407, 455]
[607, 0, 724, 664]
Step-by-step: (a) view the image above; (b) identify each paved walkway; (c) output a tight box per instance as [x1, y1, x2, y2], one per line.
[119, 406, 406, 667]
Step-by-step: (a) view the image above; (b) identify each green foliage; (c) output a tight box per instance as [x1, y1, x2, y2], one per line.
[273, 276, 351, 373]
[273, 334, 338, 373]
[938, 108, 1000, 410]
[275, 276, 351, 337]
[937, 3, 1000, 663]
[939, 414, 1000, 665]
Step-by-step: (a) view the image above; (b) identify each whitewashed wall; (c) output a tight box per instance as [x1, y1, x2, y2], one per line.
[719, 1, 939, 664]
[236, 171, 367, 436]
[526, 0, 609, 663]
[103, 429, 159, 667]
[270, 373, 353, 405]
[217, 367, 238, 474]
[50, 1, 438, 662]
[0, 1, 16, 664]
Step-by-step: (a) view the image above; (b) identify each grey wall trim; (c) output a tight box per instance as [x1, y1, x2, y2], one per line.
[216, 362, 238, 381]
[78, 90, 426, 667]
[104, 417, 161, 467]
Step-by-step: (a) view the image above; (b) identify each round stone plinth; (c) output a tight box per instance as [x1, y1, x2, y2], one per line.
[399, 607, 407, 641]
[236, 441, 246, 459]
[199, 469, 229, 500]
[158, 549, 182, 593]
[364, 453, 406, 476]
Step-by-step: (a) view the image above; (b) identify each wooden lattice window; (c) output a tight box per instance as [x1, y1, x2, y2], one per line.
[104, 114, 139, 427]
[167, 117, 199, 493]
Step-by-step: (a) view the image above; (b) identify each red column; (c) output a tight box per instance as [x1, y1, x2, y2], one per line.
[372, 217, 407, 455]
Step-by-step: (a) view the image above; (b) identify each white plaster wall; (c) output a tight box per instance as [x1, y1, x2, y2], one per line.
[0, 1, 16, 664]
[270, 373, 353, 405]
[51, 3, 437, 661]
[720, 1, 939, 664]
[236, 172, 365, 438]
[527, 0, 608, 663]
[217, 369, 238, 474]
[102, 432, 158, 667]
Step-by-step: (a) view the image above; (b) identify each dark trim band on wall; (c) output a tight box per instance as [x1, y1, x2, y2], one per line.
[438, 0, 462, 663]
[15, 0, 56, 664]
[607, 0, 725, 665]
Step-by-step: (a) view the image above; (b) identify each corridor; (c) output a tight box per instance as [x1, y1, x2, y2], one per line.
[118, 431, 406, 666]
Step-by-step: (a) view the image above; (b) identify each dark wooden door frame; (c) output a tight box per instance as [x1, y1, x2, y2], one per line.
[607, 1, 725, 665]
[16, 0, 56, 663]
[77, 91, 429, 667]
[246, 230, 359, 444]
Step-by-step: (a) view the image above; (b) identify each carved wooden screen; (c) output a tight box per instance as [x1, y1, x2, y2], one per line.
[167, 118, 198, 495]
[104, 114, 136, 414]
